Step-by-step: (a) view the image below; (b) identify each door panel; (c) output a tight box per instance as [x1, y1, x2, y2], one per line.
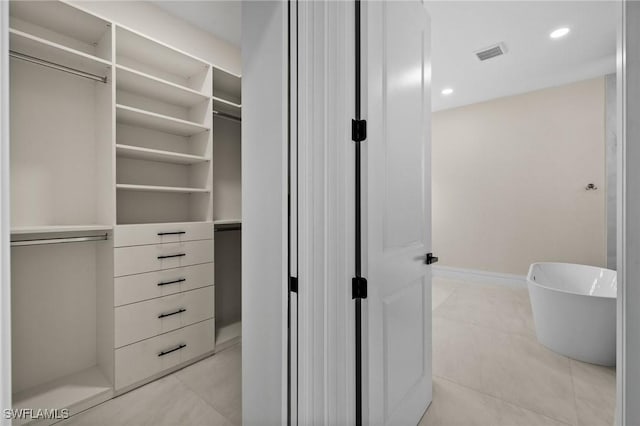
[365, 1, 432, 424]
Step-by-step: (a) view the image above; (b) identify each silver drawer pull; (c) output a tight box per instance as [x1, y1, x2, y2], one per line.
[157, 231, 186, 236]
[158, 278, 186, 286]
[158, 343, 186, 357]
[158, 308, 186, 319]
[157, 253, 186, 260]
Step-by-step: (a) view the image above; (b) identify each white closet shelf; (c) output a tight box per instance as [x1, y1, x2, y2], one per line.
[9, 28, 111, 78]
[212, 96, 242, 109]
[116, 104, 210, 137]
[116, 26, 210, 81]
[116, 65, 209, 107]
[117, 184, 211, 194]
[10, 1, 110, 47]
[11, 225, 112, 235]
[116, 144, 210, 165]
[12, 366, 112, 421]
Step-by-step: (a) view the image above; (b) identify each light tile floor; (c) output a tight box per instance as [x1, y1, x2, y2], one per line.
[61, 277, 615, 426]
[421, 277, 616, 426]
[60, 344, 241, 426]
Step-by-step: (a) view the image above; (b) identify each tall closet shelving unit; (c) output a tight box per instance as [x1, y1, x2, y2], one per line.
[211, 66, 242, 350]
[8, 1, 242, 423]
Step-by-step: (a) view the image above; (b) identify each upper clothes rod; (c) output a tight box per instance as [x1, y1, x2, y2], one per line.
[9, 50, 108, 83]
[214, 227, 242, 232]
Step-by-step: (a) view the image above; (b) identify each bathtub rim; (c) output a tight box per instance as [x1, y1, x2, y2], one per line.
[527, 262, 617, 300]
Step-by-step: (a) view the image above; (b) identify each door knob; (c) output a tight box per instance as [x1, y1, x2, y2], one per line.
[425, 253, 438, 265]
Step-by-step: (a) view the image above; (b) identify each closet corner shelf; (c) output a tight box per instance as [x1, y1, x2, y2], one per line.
[12, 366, 112, 419]
[116, 104, 210, 137]
[11, 224, 113, 236]
[116, 25, 210, 82]
[117, 184, 211, 194]
[9, 28, 111, 77]
[116, 144, 210, 165]
[116, 65, 209, 107]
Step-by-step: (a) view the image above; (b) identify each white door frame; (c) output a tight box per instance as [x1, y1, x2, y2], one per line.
[241, 1, 289, 424]
[617, 1, 639, 424]
[0, 1, 11, 424]
[295, 1, 356, 423]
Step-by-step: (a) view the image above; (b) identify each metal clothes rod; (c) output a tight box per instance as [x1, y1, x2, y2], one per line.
[11, 234, 109, 247]
[213, 110, 241, 123]
[214, 226, 242, 232]
[9, 50, 108, 84]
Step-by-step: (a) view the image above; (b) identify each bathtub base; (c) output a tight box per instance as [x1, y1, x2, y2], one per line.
[527, 263, 617, 367]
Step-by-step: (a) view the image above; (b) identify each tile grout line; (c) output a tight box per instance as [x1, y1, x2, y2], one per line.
[172, 345, 242, 426]
[433, 311, 537, 341]
[433, 375, 574, 426]
[432, 283, 461, 314]
[432, 281, 538, 339]
[568, 360, 581, 426]
[173, 371, 240, 426]
[433, 315, 577, 424]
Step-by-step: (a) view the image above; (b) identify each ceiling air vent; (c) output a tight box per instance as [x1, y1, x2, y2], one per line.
[475, 43, 506, 61]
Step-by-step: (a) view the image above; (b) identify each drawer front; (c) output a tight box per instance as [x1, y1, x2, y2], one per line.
[114, 240, 213, 277]
[115, 263, 214, 306]
[115, 286, 214, 348]
[115, 319, 215, 390]
[114, 222, 213, 247]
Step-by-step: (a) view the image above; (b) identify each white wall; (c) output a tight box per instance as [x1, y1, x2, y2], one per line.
[69, 1, 241, 75]
[433, 77, 607, 276]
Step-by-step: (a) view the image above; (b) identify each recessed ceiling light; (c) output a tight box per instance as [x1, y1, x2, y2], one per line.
[441, 88, 453, 95]
[550, 27, 570, 39]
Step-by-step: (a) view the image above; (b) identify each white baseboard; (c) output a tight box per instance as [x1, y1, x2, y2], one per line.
[432, 265, 526, 288]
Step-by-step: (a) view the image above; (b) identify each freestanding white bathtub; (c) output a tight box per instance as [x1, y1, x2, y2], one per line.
[527, 263, 617, 366]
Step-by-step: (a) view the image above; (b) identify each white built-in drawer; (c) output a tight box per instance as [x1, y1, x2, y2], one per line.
[115, 286, 214, 348]
[114, 319, 215, 390]
[115, 262, 214, 306]
[114, 240, 213, 277]
[114, 222, 213, 247]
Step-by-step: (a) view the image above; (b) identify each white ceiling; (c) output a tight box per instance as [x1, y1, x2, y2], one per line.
[151, 1, 616, 111]
[153, 1, 241, 47]
[427, 1, 617, 111]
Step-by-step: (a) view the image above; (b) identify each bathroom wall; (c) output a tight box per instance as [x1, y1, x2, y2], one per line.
[432, 77, 606, 276]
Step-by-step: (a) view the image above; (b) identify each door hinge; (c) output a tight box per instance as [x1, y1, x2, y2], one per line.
[352, 276, 368, 299]
[290, 276, 298, 293]
[425, 253, 439, 265]
[352, 119, 367, 142]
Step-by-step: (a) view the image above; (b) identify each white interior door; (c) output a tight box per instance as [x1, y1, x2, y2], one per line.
[364, 1, 432, 424]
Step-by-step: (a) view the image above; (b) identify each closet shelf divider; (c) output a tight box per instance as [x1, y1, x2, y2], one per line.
[212, 96, 241, 109]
